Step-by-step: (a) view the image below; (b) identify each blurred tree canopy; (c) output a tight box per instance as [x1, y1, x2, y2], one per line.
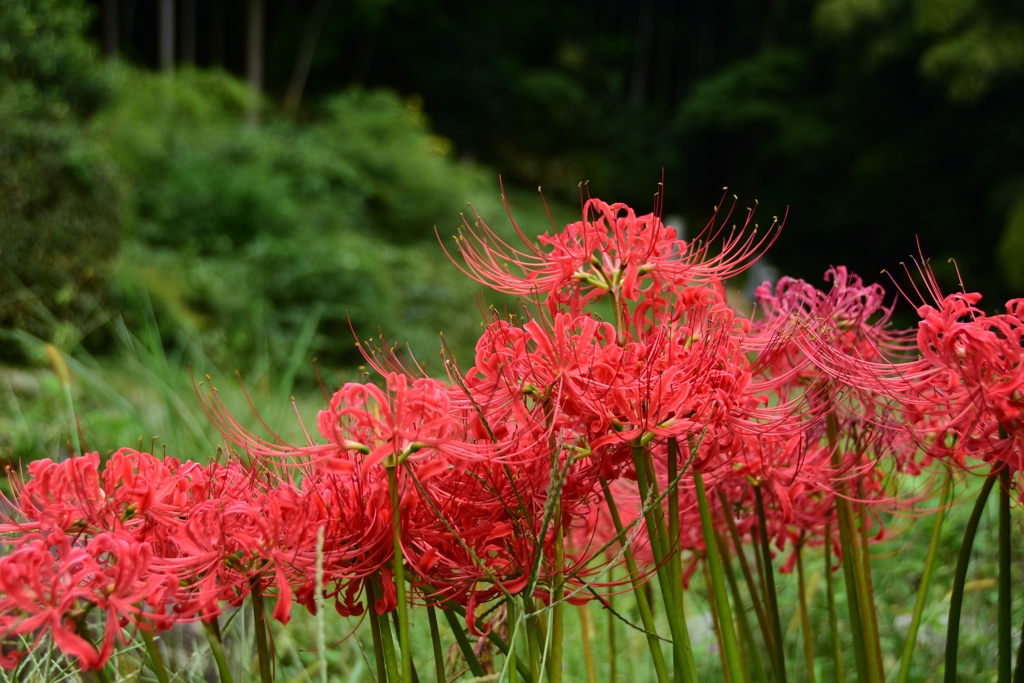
[1, 0, 124, 344]
[3, 0, 1023, 378]
[249, 0, 1023, 302]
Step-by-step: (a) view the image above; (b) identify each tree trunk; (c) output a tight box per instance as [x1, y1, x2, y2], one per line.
[209, 0, 225, 67]
[246, 0, 265, 124]
[284, 0, 334, 116]
[103, 0, 118, 59]
[180, 0, 196, 64]
[628, 0, 657, 105]
[158, 0, 174, 73]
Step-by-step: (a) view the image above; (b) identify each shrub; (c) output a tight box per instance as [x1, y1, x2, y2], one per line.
[0, 0, 124, 354]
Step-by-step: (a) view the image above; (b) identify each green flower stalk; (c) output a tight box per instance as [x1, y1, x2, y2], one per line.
[387, 465, 412, 683]
[896, 475, 950, 683]
[944, 472, 998, 683]
[696, 469, 744, 680]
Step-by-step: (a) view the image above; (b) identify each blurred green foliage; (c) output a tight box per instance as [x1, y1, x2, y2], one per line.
[816, 0, 1024, 102]
[287, 0, 1022, 302]
[5, 0, 1023, 385]
[90, 66, 574, 377]
[0, 0, 124, 347]
[999, 197, 1024, 293]
[803, 0, 1024, 293]
[0, 0, 581, 383]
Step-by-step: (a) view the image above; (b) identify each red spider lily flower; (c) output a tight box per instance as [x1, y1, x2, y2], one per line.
[0, 530, 161, 670]
[911, 293, 1024, 471]
[316, 374, 463, 472]
[1, 452, 105, 537]
[445, 194, 781, 322]
[786, 260, 1023, 479]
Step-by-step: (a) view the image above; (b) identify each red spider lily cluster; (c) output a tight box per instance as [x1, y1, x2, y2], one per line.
[2, 191, 1021, 681]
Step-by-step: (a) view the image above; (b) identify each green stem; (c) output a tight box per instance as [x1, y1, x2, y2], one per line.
[443, 598, 533, 680]
[507, 599, 519, 683]
[718, 489, 776, 675]
[599, 476, 671, 683]
[718, 530, 769, 683]
[668, 438, 687, 683]
[631, 445, 698, 682]
[826, 411, 872, 683]
[390, 612, 420, 683]
[607, 578, 617, 683]
[667, 438, 692, 683]
[752, 526, 769, 630]
[1013, 609, 1024, 683]
[796, 541, 817, 683]
[367, 584, 388, 683]
[140, 629, 170, 683]
[824, 524, 845, 683]
[856, 481, 884, 683]
[387, 466, 411, 683]
[944, 472, 998, 683]
[1001, 466, 1013, 683]
[315, 526, 327, 683]
[703, 556, 733, 683]
[549, 503, 564, 683]
[427, 606, 447, 683]
[753, 485, 787, 683]
[203, 619, 236, 683]
[249, 576, 273, 683]
[897, 475, 950, 683]
[444, 606, 487, 678]
[370, 575, 400, 683]
[524, 594, 542, 680]
[834, 489, 870, 683]
[578, 604, 597, 683]
[696, 470, 744, 679]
